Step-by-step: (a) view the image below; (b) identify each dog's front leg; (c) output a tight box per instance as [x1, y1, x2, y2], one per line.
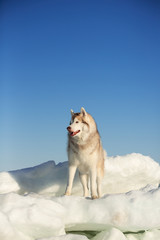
[90, 167, 98, 199]
[65, 165, 77, 196]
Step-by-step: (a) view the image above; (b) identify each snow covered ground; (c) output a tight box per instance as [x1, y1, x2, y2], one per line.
[0, 153, 160, 240]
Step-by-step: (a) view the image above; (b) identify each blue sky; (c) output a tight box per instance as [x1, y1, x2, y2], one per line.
[0, 0, 160, 171]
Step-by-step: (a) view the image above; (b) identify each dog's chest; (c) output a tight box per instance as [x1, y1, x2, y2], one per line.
[75, 149, 97, 173]
[68, 139, 99, 172]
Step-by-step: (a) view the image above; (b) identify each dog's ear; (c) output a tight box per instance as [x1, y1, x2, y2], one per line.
[81, 107, 87, 117]
[70, 109, 74, 116]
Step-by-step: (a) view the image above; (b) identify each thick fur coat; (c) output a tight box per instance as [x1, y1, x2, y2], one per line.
[65, 107, 105, 199]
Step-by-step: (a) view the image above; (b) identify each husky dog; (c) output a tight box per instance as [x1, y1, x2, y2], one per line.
[65, 107, 105, 199]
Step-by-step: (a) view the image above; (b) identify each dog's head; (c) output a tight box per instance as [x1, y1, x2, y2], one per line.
[67, 107, 89, 138]
[67, 107, 97, 142]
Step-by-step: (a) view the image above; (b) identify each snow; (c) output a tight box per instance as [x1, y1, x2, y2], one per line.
[0, 153, 160, 240]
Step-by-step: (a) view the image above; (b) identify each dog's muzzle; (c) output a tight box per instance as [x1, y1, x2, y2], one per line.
[67, 126, 80, 136]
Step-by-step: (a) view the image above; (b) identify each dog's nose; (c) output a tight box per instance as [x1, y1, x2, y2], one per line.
[67, 126, 71, 132]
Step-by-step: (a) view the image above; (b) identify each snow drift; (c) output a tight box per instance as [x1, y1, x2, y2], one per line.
[0, 153, 160, 240]
[1, 153, 159, 196]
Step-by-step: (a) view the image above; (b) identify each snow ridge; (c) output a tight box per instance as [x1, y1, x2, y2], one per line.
[0, 153, 160, 240]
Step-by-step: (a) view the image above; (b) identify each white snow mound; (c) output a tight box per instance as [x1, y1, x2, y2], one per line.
[0, 153, 159, 196]
[0, 153, 160, 240]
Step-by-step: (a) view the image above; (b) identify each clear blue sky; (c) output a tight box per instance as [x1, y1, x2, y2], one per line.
[0, 0, 160, 171]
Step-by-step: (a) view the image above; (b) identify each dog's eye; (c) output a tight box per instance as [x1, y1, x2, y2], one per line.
[75, 121, 79, 123]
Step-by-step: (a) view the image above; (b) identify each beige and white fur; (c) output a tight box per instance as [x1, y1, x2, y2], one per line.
[65, 107, 105, 199]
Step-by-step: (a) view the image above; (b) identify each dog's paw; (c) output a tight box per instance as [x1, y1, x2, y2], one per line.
[64, 191, 71, 196]
[91, 195, 98, 200]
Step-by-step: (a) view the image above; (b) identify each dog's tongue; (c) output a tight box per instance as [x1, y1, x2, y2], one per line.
[70, 130, 80, 136]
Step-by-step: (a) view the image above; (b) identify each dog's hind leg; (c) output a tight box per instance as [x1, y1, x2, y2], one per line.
[90, 168, 98, 199]
[97, 168, 103, 198]
[97, 176, 102, 198]
[79, 173, 89, 197]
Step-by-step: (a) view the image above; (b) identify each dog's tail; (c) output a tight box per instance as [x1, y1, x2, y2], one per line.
[98, 149, 107, 178]
[103, 150, 107, 161]
[102, 150, 107, 177]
